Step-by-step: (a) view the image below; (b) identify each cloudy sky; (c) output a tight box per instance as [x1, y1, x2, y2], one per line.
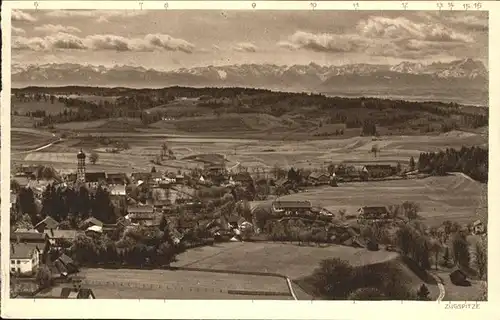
[11, 9, 488, 70]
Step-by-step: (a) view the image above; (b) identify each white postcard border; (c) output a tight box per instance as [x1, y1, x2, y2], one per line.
[1, 1, 498, 319]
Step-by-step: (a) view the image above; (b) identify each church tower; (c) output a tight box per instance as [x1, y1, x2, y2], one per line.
[77, 149, 86, 183]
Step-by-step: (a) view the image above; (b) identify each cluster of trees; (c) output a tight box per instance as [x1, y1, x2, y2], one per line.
[417, 146, 488, 182]
[13, 92, 56, 105]
[12, 183, 124, 230]
[361, 119, 378, 136]
[307, 258, 416, 300]
[263, 218, 331, 245]
[395, 224, 434, 270]
[69, 224, 179, 268]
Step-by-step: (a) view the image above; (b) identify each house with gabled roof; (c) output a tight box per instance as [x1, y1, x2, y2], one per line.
[272, 200, 312, 215]
[10, 243, 41, 275]
[79, 217, 104, 230]
[126, 204, 157, 226]
[34, 216, 59, 233]
[44, 229, 80, 248]
[472, 219, 485, 235]
[364, 164, 395, 178]
[106, 173, 128, 186]
[85, 172, 107, 188]
[357, 206, 390, 222]
[11, 231, 49, 255]
[57, 253, 79, 274]
[308, 172, 331, 186]
[108, 184, 126, 198]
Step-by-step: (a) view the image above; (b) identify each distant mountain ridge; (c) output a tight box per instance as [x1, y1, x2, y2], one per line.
[12, 59, 488, 105]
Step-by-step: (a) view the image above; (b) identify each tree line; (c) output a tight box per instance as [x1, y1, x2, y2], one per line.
[417, 146, 488, 182]
[12, 183, 124, 230]
[14, 86, 488, 134]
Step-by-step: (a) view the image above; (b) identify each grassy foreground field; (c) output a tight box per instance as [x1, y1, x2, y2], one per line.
[171, 242, 440, 299]
[71, 267, 293, 299]
[172, 242, 399, 280]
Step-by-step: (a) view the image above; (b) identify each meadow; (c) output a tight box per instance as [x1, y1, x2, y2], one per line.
[269, 174, 487, 227]
[171, 242, 439, 299]
[172, 242, 398, 280]
[10, 125, 487, 176]
[72, 267, 293, 299]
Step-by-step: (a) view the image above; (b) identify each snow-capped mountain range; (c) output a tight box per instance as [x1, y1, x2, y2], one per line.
[12, 58, 487, 92]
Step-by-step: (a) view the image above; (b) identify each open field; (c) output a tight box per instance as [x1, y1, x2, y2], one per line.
[71, 267, 293, 299]
[269, 174, 487, 226]
[12, 115, 38, 128]
[36, 284, 293, 299]
[172, 242, 399, 280]
[10, 126, 487, 174]
[171, 242, 440, 299]
[61, 94, 121, 103]
[11, 129, 58, 152]
[54, 118, 146, 132]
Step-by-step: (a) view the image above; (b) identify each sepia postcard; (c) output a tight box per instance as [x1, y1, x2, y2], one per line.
[1, 1, 498, 319]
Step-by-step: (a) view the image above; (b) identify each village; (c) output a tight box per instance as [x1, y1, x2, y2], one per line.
[7, 143, 487, 300]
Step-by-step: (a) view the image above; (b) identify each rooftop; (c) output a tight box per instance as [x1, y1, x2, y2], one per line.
[127, 205, 155, 213]
[81, 217, 104, 227]
[109, 184, 126, 196]
[309, 172, 330, 180]
[273, 200, 312, 209]
[85, 172, 106, 183]
[11, 231, 47, 242]
[35, 216, 59, 229]
[10, 243, 40, 259]
[44, 229, 80, 239]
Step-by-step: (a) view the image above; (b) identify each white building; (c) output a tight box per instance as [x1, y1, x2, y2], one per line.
[10, 243, 41, 275]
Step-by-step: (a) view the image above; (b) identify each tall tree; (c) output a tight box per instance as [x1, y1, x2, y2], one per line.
[475, 237, 487, 280]
[409, 156, 416, 171]
[451, 234, 470, 267]
[89, 152, 99, 165]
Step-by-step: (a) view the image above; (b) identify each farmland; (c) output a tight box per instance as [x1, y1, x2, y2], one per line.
[173, 242, 398, 279]
[261, 174, 487, 226]
[11, 125, 487, 175]
[72, 267, 293, 299]
[171, 242, 440, 299]
[11, 129, 59, 152]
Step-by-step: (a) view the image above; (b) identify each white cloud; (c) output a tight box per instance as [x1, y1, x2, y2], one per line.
[279, 31, 362, 53]
[12, 27, 26, 35]
[232, 42, 258, 53]
[34, 24, 82, 34]
[86, 34, 132, 51]
[12, 10, 37, 22]
[13, 33, 196, 53]
[143, 34, 195, 53]
[357, 16, 473, 43]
